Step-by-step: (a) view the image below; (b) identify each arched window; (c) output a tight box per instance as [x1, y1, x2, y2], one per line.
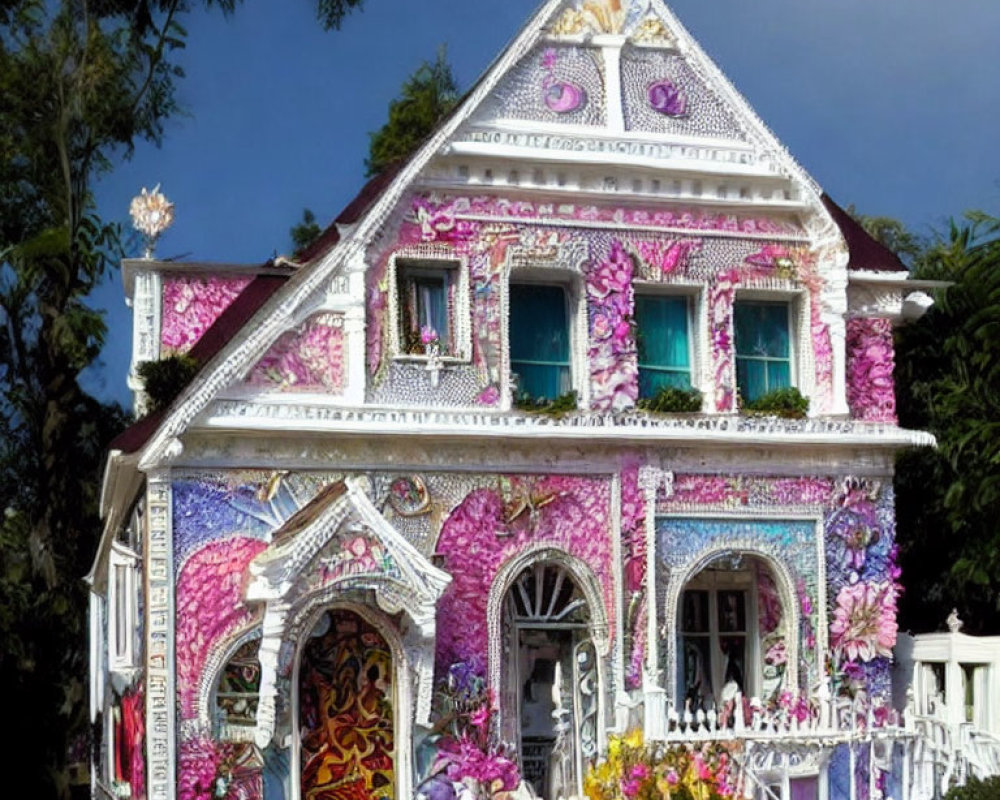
[215, 638, 262, 740]
[677, 554, 788, 711]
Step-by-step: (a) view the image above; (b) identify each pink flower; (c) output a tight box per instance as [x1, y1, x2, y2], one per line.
[765, 641, 788, 666]
[621, 779, 641, 798]
[469, 705, 490, 728]
[666, 769, 679, 786]
[475, 385, 500, 406]
[630, 763, 650, 780]
[831, 581, 898, 661]
[420, 325, 439, 344]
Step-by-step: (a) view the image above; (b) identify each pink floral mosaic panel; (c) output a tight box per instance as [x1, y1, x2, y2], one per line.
[246, 312, 346, 394]
[846, 317, 897, 423]
[161, 275, 252, 355]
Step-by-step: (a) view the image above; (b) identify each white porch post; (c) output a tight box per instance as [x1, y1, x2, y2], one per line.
[145, 470, 176, 800]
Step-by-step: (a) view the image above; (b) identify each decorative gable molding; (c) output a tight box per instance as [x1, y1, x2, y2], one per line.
[246, 477, 450, 746]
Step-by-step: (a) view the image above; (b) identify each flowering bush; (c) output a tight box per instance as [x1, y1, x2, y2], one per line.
[585, 730, 737, 800]
[425, 664, 520, 800]
[178, 735, 237, 800]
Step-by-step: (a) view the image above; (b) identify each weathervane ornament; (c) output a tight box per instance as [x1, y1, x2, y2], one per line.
[129, 184, 175, 258]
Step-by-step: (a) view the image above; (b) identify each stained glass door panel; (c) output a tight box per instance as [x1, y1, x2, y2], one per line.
[299, 609, 394, 800]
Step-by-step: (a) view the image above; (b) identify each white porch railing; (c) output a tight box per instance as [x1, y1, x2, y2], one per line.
[639, 691, 1000, 800]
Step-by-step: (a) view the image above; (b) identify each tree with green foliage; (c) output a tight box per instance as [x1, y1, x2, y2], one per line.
[0, 0, 365, 795]
[290, 207, 324, 253]
[892, 213, 1000, 634]
[365, 46, 459, 177]
[854, 207, 1000, 635]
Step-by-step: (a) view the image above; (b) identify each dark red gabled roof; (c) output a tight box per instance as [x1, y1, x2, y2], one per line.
[292, 159, 405, 263]
[822, 194, 908, 273]
[108, 162, 410, 457]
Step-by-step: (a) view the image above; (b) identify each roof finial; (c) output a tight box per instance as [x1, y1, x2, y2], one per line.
[129, 184, 175, 259]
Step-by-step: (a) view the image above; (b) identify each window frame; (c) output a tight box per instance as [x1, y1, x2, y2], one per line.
[387, 252, 471, 363]
[506, 272, 587, 405]
[632, 283, 702, 401]
[677, 567, 760, 708]
[733, 290, 808, 406]
[108, 542, 140, 673]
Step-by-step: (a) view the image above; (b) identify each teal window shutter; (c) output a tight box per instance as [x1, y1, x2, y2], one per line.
[509, 284, 571, 401]
[734, 301, 791, 403]
[635, 294, 691, 397]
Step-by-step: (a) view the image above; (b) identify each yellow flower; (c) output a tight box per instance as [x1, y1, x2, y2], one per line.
[624, 729, 644, 750]
[608, 736, 622, 761]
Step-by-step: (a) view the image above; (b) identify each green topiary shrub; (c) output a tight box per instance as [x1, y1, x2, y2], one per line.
[138, 354, 201, 414]
[944, 776, 1000, 800]
[514, 390, 578, 418]
[637, 386, 703, 414]
[742, 386, 809, 419]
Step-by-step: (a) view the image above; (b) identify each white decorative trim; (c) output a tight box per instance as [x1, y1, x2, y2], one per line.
[386, 247, 472, 363]
[144, 473, 175, 800]
[486, 544, 611, 693]
[246, 477, 450, 747]
[108, 542, 140, 673]
[199, 400, 936, 449]
[135, 0, 570, 470]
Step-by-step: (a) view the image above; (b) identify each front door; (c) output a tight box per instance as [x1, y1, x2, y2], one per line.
[503, 563, 597, 800]
[299, 609, 394, 800]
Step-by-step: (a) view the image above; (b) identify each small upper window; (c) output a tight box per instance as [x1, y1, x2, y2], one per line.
[635, 294, 691, 397]
[734, 301, 791, 403]
[397, 260, 457, 356]
[510, 284, 571, 401]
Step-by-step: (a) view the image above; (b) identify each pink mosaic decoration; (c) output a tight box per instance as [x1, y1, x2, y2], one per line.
[631, 238, 701, 280]
[433, 476, 613, 675]
[440, 194, 801, 236]
[588, 240, 639, 411]
[247, 313, 346, 393]
[620, 461, 647, 689]
[668, 474, 834, 508]
[846, 317, 897, 423]
[161, 275, 252, 355]
[709, 270, 738, 412]
[176, 537, 267, 719]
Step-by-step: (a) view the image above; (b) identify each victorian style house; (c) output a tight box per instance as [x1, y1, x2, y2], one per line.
[87, 3, 957, 800]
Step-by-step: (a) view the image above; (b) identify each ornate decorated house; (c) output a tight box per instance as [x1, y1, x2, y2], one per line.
[87, 2, 956, 800]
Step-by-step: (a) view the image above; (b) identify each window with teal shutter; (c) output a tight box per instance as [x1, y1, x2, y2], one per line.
[509, 284, 570, 401]
[635, 294, 691, 397]
[734, 301, 791, 403]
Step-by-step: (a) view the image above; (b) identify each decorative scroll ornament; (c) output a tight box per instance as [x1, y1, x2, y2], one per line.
[631, 15, 675, 46]
[647, 79, 688, 117]
[387, 475, 431, 517]
[129, 184, 175, 258]
[545, 80, 587, 113]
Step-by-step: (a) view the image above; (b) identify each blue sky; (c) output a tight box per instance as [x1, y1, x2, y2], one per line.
[87, 0, 1000, 407]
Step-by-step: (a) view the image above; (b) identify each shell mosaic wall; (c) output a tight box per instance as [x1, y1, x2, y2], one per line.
[167, 460, 899, 800]
[362, 193, 855, 415]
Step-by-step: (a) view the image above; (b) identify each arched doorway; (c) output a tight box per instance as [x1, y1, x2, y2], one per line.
[502, 562, 598, 800]
[298, 609, 395, 800]
[676, 553, 791, 711]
